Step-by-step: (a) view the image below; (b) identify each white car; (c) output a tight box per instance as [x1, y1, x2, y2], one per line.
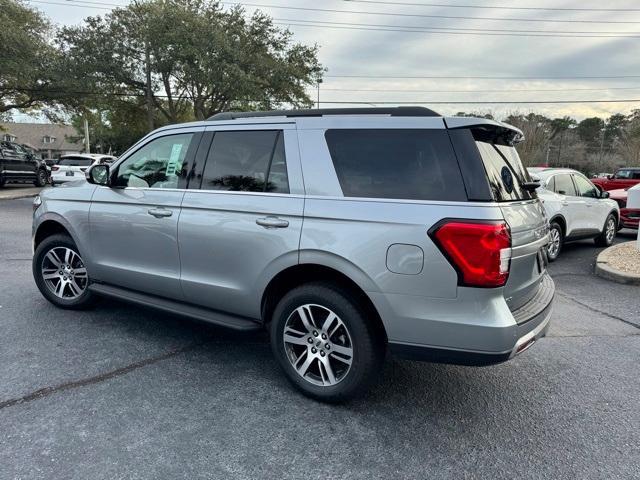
[528, 168, 619, 261]
[51, 154, 117, 185]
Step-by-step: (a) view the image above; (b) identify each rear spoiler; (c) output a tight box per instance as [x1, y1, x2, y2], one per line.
[443, 117, 525, 146]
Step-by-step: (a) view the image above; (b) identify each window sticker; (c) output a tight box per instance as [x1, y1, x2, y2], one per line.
[165, 143, 184, 175]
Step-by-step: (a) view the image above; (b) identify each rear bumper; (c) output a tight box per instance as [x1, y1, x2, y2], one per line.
[51, 174, 84, 184]
[374, 275, 555, 366]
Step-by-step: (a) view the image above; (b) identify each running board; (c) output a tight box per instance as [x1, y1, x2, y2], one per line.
[89, 283, 261, 331]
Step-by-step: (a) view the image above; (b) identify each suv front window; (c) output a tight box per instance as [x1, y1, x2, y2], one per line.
[573, 174, 599, 198]
[114, 133, 194, 189]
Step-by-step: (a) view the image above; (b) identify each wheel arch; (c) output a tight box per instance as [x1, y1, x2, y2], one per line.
[261, 263, 387, 343]
[549, 214, 567, 237]
[34, 215, 81, 253]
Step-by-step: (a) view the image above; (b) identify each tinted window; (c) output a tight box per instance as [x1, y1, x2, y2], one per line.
[633, 171, 640, 179]
[573, 174, 599, 198]
[553, 174, 577, 196]
[58, 157, 93, 167]
[201, 131, 288, 193]
[615, 169, 632, 179]
[114, 133, 194, 189]
[475, 141, 534, 202]
[324, 129, 466, 201]
[546, 176, 555, 192]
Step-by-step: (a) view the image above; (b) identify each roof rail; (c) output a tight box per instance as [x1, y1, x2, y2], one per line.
[207, 106, 440, 121]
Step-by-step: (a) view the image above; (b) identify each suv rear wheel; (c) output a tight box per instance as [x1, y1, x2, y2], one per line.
[33, 234, 95, 309]
[270, 283, 384, 402]
[34, 168, 48, 187]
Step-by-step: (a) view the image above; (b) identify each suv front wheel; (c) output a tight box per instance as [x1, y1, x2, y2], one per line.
[33, 234, 95, 309]
[270, 283, 384, 402]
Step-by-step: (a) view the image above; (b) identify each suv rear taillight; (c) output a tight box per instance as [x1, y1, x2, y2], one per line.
[430, 220, 512, 288]
[51, 166, 59, 171]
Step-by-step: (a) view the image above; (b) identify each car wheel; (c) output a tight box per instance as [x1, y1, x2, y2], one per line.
[270, 282, 384, 402]
[34, 168, 48, 187]
[33, 234, 95, 309]
[594, 214, 617, 247]
[547, 221, 563, 262]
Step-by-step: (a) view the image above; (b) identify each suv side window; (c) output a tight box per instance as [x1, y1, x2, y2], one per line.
[325, 129, 466, 201]
[114, 133, 195, 189]
[615, 169, 631, 179]
[573, 174, 599, 198]
[553, 174, 577, 196]
[200, 130, 288, 193]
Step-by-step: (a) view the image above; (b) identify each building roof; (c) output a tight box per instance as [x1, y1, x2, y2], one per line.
[0, 122, 83, 152]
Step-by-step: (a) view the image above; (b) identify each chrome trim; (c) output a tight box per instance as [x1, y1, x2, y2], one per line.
[511, 234, 550, 258]
[509, 307, 552, 359]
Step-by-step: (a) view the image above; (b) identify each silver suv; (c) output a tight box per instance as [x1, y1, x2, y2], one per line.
[32, 107, 554, 401]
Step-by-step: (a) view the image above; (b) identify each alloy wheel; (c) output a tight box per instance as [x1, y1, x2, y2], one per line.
[283, 304, 353, 387]
[41, 247, 88, 299]
[605, 217, 616, 243]
[548, 227, 561, 259]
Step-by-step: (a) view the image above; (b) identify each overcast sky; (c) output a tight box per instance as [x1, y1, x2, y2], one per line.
[26, 0, 640, 120]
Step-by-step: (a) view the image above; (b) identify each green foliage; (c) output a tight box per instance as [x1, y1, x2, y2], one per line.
[0, 0, 61, 113]
[58, 0, 324, 126]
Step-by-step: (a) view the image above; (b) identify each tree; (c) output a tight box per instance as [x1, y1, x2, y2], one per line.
[0, 0, 61, 114]
[503, 113, 552, 166]
[58, 0, 324, 128]
[617, 110, 640, 165]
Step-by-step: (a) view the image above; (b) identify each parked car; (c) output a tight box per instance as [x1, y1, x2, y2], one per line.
[591, 167, 640, 191]
[592, 172, 611, 179]
[32, 107, 554, 401]
[0, 141, 49, 187]
[528, 168, 620, 261]
[51, 154, 117, 185]
[608, 188, 640, 230]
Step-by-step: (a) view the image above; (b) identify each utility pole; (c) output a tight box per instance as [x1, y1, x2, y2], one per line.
[317, 79, 323, 109]
[145, 45, 154, 131]
[83, 117, 90, 154]
[598, 125, 606, 166]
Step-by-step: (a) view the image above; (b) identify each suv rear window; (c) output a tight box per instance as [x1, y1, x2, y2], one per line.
[58, 157, 93, 167]
[473, 132, 534, 202]
[325, 129, 466, 201]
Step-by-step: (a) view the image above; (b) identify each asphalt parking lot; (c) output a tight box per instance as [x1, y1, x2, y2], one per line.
[1, 196, 639, 480]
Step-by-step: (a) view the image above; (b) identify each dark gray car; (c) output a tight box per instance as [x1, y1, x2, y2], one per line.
[32, 107, 554, 401]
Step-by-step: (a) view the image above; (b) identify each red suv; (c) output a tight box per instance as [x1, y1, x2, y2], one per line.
[592, 167, 640, 191]
[609, 188, 640, 229]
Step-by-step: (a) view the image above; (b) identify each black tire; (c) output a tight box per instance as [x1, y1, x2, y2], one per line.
[547, 221, 563, 262]
[33, 234, 95, 309]
[594, 214, 617, 247]
[34, 168, 48, 187]
[270, 282, 385, 402]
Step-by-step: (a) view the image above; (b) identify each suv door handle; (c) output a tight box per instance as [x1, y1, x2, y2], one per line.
[148, 208, 173, 218]
[256, 216, 289, 229]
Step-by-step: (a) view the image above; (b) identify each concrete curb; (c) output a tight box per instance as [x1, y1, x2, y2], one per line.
[0, 193, 39, 201]
[595, 243, 640, 285]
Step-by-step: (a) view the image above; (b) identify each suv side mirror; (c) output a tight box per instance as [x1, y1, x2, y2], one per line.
[607, 174, 613, 179]
[600, 190, 610, 199]
[86, 164, 111, 186]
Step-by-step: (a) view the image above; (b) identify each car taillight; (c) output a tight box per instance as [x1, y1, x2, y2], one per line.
[430, 220, 512, 288]
[51, 166, 59, 171]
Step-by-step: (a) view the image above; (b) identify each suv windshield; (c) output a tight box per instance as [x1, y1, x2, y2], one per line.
[473, 130, 534, 202]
